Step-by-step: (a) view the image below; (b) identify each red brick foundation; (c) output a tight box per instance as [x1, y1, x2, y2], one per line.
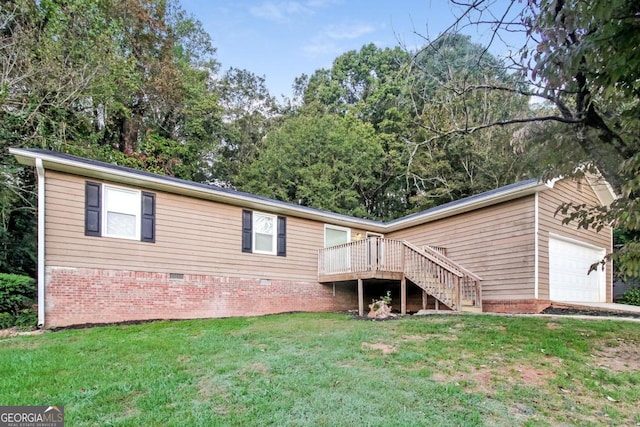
[45, 267, 358, 327]
[482, 299, 551, 314]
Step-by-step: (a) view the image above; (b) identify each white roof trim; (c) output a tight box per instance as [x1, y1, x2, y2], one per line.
[10, 148, 381, 230]
[383, 180, 552, 232]
[584, 172, 617, 206]
[9, 148, 580, 232]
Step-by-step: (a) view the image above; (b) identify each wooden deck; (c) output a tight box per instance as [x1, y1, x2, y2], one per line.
[318, 238, 483, 314]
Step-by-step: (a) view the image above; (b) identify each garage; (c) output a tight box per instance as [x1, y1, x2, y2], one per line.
[549, 234, 606, 302]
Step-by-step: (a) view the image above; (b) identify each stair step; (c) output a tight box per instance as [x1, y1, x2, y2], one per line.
[460, 306, 483, 314]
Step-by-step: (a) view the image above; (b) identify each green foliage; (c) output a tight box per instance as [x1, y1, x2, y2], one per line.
[420, 0, 640, 277]
[238, 113, 386, 218]
[405, 35, 539, 209]
[0, 309, 37, 329]
[528, 0, 640, 276]
[0, 273, 36, 315]
[292, 44, 413, 218]
[373, 290, 392, 305]
[1, 0, 225, 275]
[0, 313, 13, 329]
[13, 309, 37, 328]
[214, 68, 279, 186]
[621, 288, 640, 306]
[0, 158, 36, 276]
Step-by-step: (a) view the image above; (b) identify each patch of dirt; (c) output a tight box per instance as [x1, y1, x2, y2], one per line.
[243, 362, 269, 375]
[433, 366, 495, 395]
[197, 378, 236, 416]
[351, 314, 401, 322]
[509, 403, 536, 418]
[361, 342, 397, 355]
[546, 322, 562, 330]
[591, 339, 640, 372]
[400, 333, 457, 342]
[433, 362, 555, 395]
[335, 361, 354, 368]
[511, 364, 554, 387]
[400, 334, 426, 342]
[495, 325, 507, 331]
[0, 327, 42, 338]
[541, 307, 640, 319]
[419, 317, 461, 323]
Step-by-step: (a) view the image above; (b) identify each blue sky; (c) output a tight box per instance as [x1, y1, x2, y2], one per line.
[179, 1, 518, 99]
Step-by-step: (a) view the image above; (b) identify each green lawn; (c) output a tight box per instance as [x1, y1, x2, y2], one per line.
[1, 313, 639, 426]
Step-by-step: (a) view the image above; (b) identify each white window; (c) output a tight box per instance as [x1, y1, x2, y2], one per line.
[324, 224, 351, 248]
[323, 224, 351, 273]
[103, 185, 141, 240]
[253, 212, 276, 255]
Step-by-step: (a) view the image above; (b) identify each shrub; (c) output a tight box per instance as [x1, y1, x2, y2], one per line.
[0, 312, 13, 329]
[0, 273, 36, 315]
[14, 308, 38, 328]
[621, 288, 640, 306]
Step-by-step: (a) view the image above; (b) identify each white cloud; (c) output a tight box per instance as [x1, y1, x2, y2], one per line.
[302, 21, 381, 58]
[324, 23, 376, 40]
[249, 1, 311, 22]
[302, 42, 342, 56]
[305, 0, 340, 7]
[249, 1, 310, 22]
[249, 0, 338, 22]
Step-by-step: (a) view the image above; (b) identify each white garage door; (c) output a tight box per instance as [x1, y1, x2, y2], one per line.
[549, 235, 606, 302]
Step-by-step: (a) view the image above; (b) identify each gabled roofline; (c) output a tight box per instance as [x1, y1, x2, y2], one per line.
[585, 172, 617, 206]
[10, 148, 612, 232]
[383, 179, 552, 232]
[10, 148, 381, 230]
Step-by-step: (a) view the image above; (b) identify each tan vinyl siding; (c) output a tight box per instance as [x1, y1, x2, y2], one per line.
[537, 178, 613, 301]
[388, 197, 536, 300]
[45, 171, 327, 281]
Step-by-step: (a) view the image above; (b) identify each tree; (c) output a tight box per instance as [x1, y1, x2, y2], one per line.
[404, 35, 540, 209]
[237, 113, 387, 218]
[293, 44, 416, 218]
[1, 0, 120, 276]
[413, 0, 640, 276]
[214, 68, 280, 186]
[0, 0, 222, 275]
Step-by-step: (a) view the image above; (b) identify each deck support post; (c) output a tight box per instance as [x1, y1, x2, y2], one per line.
[358, 279, 364, 317]
[435, 299, 439, 311]
[401, 276, 406, 315]
[422, 291, 427, 310]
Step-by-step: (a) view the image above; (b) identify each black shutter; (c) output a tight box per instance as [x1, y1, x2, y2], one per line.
[85, 182, 101, 237]
[141, 191, 156, 243]
[242, 210, 252, 253]
[277, 216, 286, 257]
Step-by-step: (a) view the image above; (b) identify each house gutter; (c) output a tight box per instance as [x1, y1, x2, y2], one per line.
[383, 181, 552, 233]
[35, 158, 46, 328]
[534, 192, 539, 299]
[9, 148, 559, 233]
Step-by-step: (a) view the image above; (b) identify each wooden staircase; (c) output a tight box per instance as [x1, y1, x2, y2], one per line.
[403, 242, 482, 312]
[318, 237, 483, 313]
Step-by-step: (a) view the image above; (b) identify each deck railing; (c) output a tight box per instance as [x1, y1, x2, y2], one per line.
[318, 237, 482, 310]
[318, 238, 404, 276]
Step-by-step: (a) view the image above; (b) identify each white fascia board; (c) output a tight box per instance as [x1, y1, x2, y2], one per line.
[382, 181, 553, 233]
[10, 148, 555, 233]
[9, 148, 382, 231]
[585, 172, 617, 206]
